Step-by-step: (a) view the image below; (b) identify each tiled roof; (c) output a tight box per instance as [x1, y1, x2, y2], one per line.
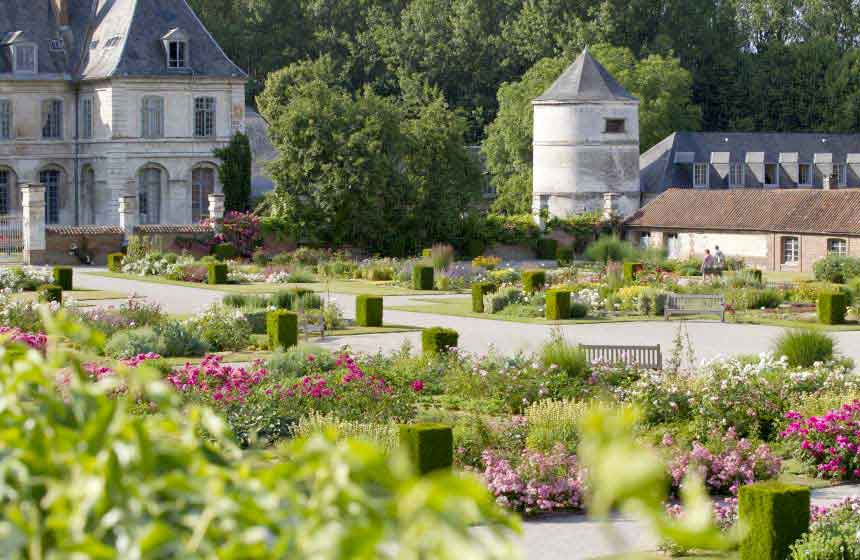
[46, 225, 124, 235]
[135, 224, 211, 234]
[626, 188, 860, 236]
[534, 48, 637, 104]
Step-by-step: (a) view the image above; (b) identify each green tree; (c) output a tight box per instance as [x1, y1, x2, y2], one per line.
[214, 132, 252, 212]
[483, 44, 700, 214]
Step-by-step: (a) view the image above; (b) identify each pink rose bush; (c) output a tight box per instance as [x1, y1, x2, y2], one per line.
[168, 354, 267, 404]
[0, 326, 47, 352]
[482, 443, 585, 515]
[666, 428, 781, 495]
[781, 401, 860, 479]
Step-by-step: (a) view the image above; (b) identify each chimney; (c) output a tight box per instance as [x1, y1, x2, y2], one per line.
[603, 192, 620, 221]
[51, 0, 70, 27]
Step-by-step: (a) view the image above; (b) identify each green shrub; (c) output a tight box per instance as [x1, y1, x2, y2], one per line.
[569, 302, 588, 319]
[243, 310, 268, 334]
[422, 327, 458, 355]
[399, 423, 454, 474]
[739, 481, 809, 560]
[815, 255, 860, 283]
[213, 243, 237, 261]
[155, 320, 207, 357]
[556, 245, 574, 265]
[526, 399, 586, 453]
[773, 329, 835, 367]
[749, 269, 763, 284]
[107, 252, 124, 272]
[818, 292, 848, 325]
[52, 266, 73, 290]
[522, 270, 546, 293]
[539, 335, 588, 379]
[186, 304, 253, 352]
[536, 238, 558, 260]
[207, 263, 228, 285]
[292, 412, 399, 454]
[37, 284, 62, 304]
[270, 290, 296, 310]
[356, 295, 383, 327]
[750, 288, 784, 309]
[267, 310, 298, 351]
[412, 265, 434, 290]
[430, 243, 455, 271]
[790, 500, 860, 559]
[585, 235, 635, 263]
[265, 344, 337, 378]
[471, 282, 496, 313]
[623, 262, 643, 283]
[105, 327, 167, 359]
[545, 289, 571, 320]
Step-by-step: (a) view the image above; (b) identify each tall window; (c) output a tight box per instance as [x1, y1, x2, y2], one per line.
[42, 99, 63, 139]
[138, 168, 161, 224]
[192, 167, 215, 222]
[39, 169, 60, 224]
[729, 163, 744, 187]
[80, 96, 93, 139]
[764, 163, 778, 186]
[836, 164, 847, 186]
[141, 96, 164, 138]
[13, 45, 36, 73]
[82, 166, 95, 224]
[781, 236, 800, 264]
[194, 97, 215, 138]
[168, 41, 187, 68]
[0, 100, 11, 140]
[0, 170, 9, 215]
[828, 238, 848, 256]
[693, 163, 708, 187]
[798, 163, 811, 186]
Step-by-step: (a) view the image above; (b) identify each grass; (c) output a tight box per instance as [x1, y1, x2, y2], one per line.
[12, 289, 127, 303]
[763, 270, 814, 283]
[731, 311, 860, 331]
[88, 271, 463, 296]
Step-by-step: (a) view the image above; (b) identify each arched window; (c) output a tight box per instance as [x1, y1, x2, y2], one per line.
[138, 167, 162, 224]
[39, 168, 61, 223]
[192, 166, 215, 222]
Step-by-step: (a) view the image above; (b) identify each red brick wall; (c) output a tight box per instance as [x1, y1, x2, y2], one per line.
[45, 231, 124, 266]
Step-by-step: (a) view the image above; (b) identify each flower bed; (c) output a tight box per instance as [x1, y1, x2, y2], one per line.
[0, 326, 47, 351]
[782, 401, 860, 479]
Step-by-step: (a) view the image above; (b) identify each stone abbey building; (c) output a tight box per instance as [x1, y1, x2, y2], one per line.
[0, 0, 246, 226]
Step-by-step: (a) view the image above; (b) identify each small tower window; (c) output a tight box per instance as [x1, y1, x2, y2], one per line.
[604, 119, 625, 133]
[168, 40, 187, 69]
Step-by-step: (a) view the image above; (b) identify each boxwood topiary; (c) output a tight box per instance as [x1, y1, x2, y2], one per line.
[739, 481, 809, 560]
[522, 270, 546, 293]
[422, 327, 458, 355]
[569, 302, 588, 319]
[52, 266, 73, 291]
[556, 245, 574, 266]
[267, 310, 298, 351]
[399, 423, 454, 475]
[545, 289, 571, 320]
[471, 282, 497, 313]
[213, 243, 237, 261]
[107, 252, 124, 272]
[536, 238, 559, 260]
[412, 265, 434, 291]
[818, 291, 848, 325]
[623, 262, 643, 283]
[37, 284, 62, 304]
[207, 263, 228, 285]
[356, 295, 383, 327]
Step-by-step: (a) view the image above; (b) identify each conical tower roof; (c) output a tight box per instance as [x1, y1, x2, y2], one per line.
[534, 48, 637, 104]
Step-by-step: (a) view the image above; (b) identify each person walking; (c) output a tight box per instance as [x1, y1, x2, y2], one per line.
[713, 245, 726, 276]
[701, 249, 715, 281]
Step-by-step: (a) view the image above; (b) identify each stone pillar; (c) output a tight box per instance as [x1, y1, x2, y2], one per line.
[21, 184, 46, 265]
[208, 193, 225, 233]
[603, 193, 620, 221]
[118, 195, 138, 239]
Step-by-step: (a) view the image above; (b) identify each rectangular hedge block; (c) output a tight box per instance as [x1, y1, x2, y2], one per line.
[356, 295, 383, 327]
[422, 327, 458, 355]
[522, 270, 546, 293]
[471, 282, 497, 313]
[207, 263, 228, 285]
[399, 423, 454, 475]
[267, 310, 298, 350]
[818, 291, 848, 325]
[739, 481, 810, 560]
[623, 262, 644, 283]
[52, 266, 73, 291]
[107, 253, 124, 272]
[546, 289, 571, 320]
[412, 265, 434, 290]
[213, 243, 237, 261]
[536, 238, 559, 260]
[37, 284, 62, 304]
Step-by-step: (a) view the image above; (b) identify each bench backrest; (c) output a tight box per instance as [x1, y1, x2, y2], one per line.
[580, 344, 662, 370]
[666, 293, 724, 310]
[299, 313, 325, 337]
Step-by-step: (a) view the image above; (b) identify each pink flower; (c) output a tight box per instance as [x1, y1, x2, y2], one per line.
[411, 380, 425, 392]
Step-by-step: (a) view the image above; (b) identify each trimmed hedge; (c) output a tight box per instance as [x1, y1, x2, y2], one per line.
[412, 265, 434, 290]
[399, 423, 454, 475]
[52, 266, 73, 291]
[356, 295, 383, 327]
[422, 327, 458, 355]
[739, 481, 809, 560]
[207, 263, 228, 285]
[471, 282, 497, 313]
[570, 302, 588, 319]
[267, 310, 298, 350]
[546, 289, 571, 320]
[37, 284, 62, 304]
[213, 243, 237, 261]
[522, 270, 546, 293]
[623, 262, 643, 283]
[536, 238, 559, 260]
[556, 245, 574, 266]
[107, 253, 124, 272]
[244, 311, 268, 335]
[818, 291, 848, 325]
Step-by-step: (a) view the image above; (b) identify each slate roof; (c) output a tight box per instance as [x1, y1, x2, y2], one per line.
[640, 131, 860, 193]
[626, 188, 860, 236]
[0, 0, 245, 80]
[534, 48, 637, 104]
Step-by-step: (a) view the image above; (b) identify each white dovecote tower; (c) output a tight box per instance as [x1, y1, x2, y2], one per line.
[532, 48, 641, 220]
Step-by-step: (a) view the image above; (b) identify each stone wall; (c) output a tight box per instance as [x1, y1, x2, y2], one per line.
[133, 225, 214, 258]
[45, 226, 124, 265]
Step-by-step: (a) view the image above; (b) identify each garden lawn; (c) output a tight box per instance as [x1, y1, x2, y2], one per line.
[12, 289, 127, 302]
[732, 311, 860, 331]
[89, 271, 464, 296]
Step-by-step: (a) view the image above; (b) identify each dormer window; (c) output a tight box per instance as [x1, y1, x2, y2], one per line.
[162, 29, 190, 70]
[12, 44, 36, 74]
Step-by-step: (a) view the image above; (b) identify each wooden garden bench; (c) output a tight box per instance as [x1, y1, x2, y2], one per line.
[580, 344, 662, 370]
[664, 293, 725, 322]
[298, 312, 325, 340]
